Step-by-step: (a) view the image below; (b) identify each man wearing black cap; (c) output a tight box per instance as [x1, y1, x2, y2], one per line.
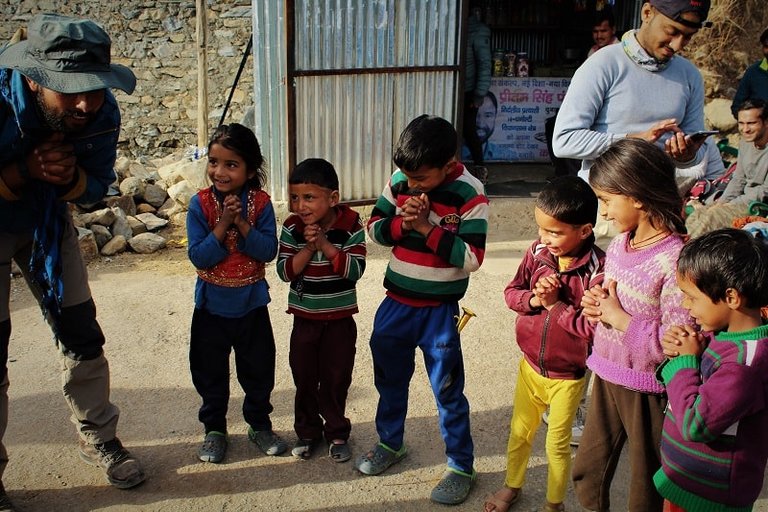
[0, 13, 145, 508]
[554, 0, 711, 183]
[552, 1, 712, 511]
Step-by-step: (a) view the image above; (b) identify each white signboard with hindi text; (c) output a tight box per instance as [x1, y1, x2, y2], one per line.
[462, 77, 571, 163]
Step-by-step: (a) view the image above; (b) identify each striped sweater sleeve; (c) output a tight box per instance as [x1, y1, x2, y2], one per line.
[661, 340, 765, 442]
[367, 167, 488, 302]
[424, 189, 488, 272]
[276, 215, 301, 282]
[329, 215, 366, 281]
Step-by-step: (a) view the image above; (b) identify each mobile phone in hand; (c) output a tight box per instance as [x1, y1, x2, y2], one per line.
[687, 130, 719, 142]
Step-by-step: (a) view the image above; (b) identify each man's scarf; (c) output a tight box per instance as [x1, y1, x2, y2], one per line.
[621, 29, 671, 72]
[29, 181, 67, 336]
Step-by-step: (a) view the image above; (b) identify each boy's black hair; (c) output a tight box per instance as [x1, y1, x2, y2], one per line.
[536, 176, 598, 226]
[289, 158, 339, 190]
[737, 98, 768, 120]
[208, 123, 267, 189]
[678, 228, 768, 309]
[760, 27, 768, 45]
[393, 115, 457, 172]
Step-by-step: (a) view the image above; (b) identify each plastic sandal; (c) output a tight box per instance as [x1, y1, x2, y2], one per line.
[247, 427, 287, 456]
[355, 442, 407, 475]
[430, 468, 477, 505]
[198, 431, 228, 463]
[291, 438, 318, 460]
[328, 441, 351, 463]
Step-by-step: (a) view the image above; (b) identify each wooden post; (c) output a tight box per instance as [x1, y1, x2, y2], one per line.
[196, 0, 208, 149]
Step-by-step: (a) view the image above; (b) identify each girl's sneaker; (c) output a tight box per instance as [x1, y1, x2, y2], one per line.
[198, 431, 227, 463]
[570, 406, 586, 447]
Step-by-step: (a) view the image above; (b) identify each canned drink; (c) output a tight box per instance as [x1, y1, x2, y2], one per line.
[516, 52, 530, 77]
[492, 49, 505, 77]
[505, 50, 517, 76]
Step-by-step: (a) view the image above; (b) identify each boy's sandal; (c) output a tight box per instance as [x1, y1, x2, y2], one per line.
[430, 468, 477, 505]
[483, 487, 522, 512]
[541, 502, 564, 512]
[197, 431, 227, 463]
[291, 438, 319, 460]
[328, 440, 351, 463]
[247, 427, 288, 456]
[355, 442, 407, 475]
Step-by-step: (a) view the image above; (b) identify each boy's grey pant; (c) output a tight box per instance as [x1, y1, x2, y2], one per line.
[0, 215, 119, 480]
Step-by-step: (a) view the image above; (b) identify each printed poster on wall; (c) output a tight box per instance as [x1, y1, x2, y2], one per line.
[461, 77, 571, 163]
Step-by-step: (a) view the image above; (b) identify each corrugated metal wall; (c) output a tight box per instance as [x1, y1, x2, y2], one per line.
[294, 0, 461, 201]
[616, 0, 643, 33]
[490, 31, 552, 65]
[251, 0, 289, 201]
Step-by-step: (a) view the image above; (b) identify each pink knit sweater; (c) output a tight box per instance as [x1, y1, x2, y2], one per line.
[587, 232, 692, 394]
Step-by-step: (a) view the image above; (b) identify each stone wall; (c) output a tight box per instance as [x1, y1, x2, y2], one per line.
[0, 0, 255, 159]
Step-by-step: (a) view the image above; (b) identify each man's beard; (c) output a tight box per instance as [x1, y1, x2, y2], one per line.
[34, 90, 91, 133]
[476, 128, 492, 143]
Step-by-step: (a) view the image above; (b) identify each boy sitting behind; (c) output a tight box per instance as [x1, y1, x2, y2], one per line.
[657, 228, 768, 511]
[276, 158, 366, 462]
[355, 115, 489, 506]
[485, 176, 605, 512]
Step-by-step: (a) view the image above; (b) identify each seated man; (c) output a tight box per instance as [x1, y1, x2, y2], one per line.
[687, 99, 768, 237]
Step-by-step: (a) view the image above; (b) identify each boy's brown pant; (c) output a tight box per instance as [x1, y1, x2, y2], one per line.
[289, 315, 356, 442]
[572, 375, 666, 512]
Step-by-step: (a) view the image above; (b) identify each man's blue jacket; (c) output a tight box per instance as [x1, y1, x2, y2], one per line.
[0, 68, 121, 233]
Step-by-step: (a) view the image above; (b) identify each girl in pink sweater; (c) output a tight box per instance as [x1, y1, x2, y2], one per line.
[572, 139, 693, 512]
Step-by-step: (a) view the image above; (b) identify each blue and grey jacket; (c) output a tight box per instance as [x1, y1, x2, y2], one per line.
[0, 68, 121, 233]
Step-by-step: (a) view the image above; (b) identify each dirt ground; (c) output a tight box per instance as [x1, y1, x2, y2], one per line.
[4, 216, 768, 511]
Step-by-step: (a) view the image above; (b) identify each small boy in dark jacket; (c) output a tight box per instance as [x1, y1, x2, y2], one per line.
[484, 176, 605, 512]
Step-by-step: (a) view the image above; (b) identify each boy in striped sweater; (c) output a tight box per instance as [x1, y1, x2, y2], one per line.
[355, 115, 489, 505]
[276, 158, 366, 463]
[656, 229, 768, 511]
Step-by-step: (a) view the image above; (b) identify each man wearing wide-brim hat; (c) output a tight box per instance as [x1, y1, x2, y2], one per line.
[0, 12, 145, 508]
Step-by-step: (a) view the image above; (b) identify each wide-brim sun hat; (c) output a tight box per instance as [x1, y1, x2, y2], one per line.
[0, 12, 136, 94]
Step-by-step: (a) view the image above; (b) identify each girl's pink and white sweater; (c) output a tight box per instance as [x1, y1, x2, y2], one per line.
[587, 232, 692, 394]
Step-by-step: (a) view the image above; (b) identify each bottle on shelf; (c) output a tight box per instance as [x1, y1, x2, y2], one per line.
[492, 48, 506, 77]
[516, 52, 530, 77]
[505, 50, 517, 76]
